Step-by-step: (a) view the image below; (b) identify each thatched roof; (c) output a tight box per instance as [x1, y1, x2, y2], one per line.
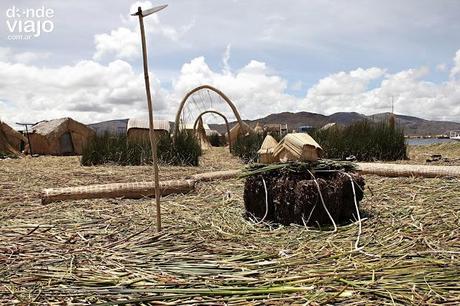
[32, 118, 70, 136]
[257, 135, 278, 154]
[273, 133, 322, 161]
[1, 121, 26, 143]
[227, 122, 253, 145]
[228, 122, 251, 133]
[31, 118, 94, 138]
[254, 122, 264, 134]
[127, 118, 170, 132]
[28, 117, 95, 155]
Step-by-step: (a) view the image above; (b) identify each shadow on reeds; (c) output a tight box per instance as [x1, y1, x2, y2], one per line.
[80, 130, 202, 166]
[0, 151, 18, 159]
[207, 133, 225, 147]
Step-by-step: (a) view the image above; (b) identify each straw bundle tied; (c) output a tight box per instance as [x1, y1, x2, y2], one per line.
[41, 170, 241, 204]
[358, 162, 460, 178]
[41, 179, 195, 204]
[272, 133, 323, 162]
[257, 135, 278, 164]
[257, 135, 278, 154]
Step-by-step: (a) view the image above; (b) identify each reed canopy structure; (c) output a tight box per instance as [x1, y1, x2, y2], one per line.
[173, 85, 252, 149]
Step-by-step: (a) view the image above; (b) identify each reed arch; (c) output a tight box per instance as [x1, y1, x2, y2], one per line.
[173, 85, 245, 140]
[192, 110, 232, 152]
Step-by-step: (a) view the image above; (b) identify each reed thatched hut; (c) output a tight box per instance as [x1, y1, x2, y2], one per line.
[257, 135, 278, 164]
[126, 118, 170, 143]
[26, 118, 95, 155]
[254, 122, 264, 134]
[227, 122, 253, 145]
[264, 123, 288, 136]
[0, 121, 27, 155]
[273, 133, 323, 162]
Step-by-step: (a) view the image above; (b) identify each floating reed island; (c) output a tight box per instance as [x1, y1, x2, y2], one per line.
[242, 160, 365, 227]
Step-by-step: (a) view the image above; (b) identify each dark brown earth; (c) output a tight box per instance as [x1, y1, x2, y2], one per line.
[244, 169, 365, 226]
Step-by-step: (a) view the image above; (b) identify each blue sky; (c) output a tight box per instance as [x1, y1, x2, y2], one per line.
[1, 0, 460, 126]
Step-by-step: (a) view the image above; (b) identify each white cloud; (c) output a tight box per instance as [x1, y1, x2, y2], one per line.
[302, 65, 460, 121]
[450, 49, 460, 79]
[2, 5, 460, 130]
[166, 56, 297, 124]
[0, 58, 167, 125]
[93, 1, 194, 61]
[222, 44, 231, 73]
[93, 27, 139, 60]
[306, 68, 385, 97]
[2, 49, 460, 128]
[290, 80, 303, 91]
[436, 63, 447, 72]
[0, 47, 50, 64]
[164, 54, 458, 123]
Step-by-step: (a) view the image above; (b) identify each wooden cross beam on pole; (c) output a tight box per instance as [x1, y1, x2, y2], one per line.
[132, 4, 167, 232]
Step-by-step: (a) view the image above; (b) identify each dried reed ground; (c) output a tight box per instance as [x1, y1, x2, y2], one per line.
[405, 142, 460, 166]
[1, 147, 459, 305]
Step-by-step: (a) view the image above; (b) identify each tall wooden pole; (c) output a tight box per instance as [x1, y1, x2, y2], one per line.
[137, 6, 162, 232]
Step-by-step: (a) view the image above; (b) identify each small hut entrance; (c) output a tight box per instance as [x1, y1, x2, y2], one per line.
[59, 132, 75, 155]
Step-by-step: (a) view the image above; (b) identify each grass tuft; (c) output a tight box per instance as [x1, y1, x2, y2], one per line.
[232, 133, 265, 163]
[208, 133, 224, 147]
[313, 120, 407, 161]
[81, 130, 202, 166]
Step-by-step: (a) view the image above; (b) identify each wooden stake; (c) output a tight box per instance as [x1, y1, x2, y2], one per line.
[137, 6, 162, 232]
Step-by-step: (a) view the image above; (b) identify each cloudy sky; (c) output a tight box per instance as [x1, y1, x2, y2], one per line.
[1, 0, 460, 127]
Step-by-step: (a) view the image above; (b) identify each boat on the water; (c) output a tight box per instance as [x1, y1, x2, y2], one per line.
[449, 131, 460, 140]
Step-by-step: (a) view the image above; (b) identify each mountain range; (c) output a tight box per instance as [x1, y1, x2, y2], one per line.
[209, 112, 460, 136]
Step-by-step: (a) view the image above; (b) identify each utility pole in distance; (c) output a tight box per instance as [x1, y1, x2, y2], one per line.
[132, 4, 167, 232]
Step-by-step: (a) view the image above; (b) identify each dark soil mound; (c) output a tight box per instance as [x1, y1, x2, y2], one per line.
[244, 168, 365, 226]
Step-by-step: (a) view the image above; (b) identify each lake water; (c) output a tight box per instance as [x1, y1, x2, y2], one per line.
[406, 138, 458, 146]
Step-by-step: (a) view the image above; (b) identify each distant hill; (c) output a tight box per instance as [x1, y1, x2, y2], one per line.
[87, 112, 460, 137]
[209, 112, 460, 136]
